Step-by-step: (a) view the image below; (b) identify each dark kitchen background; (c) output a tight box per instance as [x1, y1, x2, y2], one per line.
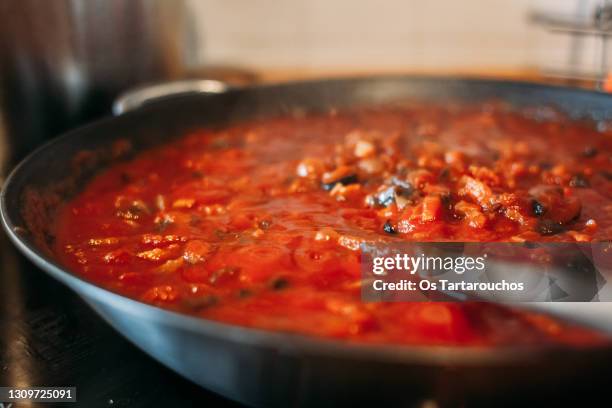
[0, 0, 611, 406]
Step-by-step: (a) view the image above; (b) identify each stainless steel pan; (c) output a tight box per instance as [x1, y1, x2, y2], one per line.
[2, 77, 612, 407]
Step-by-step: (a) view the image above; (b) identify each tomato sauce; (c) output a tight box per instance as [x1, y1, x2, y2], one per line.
[54, 103, 612, 346]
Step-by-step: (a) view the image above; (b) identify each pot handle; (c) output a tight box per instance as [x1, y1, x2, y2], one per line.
[112, 79, 231, 115]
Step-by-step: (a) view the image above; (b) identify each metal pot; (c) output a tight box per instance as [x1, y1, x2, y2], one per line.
[0, 0, 199, 170]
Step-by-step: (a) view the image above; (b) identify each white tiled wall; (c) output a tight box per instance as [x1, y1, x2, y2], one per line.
[188, 0, 609, 74]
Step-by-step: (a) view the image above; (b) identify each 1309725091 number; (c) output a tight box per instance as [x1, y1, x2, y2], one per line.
[0, 387, 76, 403]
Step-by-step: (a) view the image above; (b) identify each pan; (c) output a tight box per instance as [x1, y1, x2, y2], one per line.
[2, 76, 612, 407]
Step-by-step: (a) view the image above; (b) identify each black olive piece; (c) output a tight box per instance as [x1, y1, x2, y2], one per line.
[271, 277, 290, 290]
[601, 171, 612, 181]
[391, 177, 415, 196]
[532, 199, 546, 217]
[569, 174, 590, 188]
[582, 146, 598, 158]
[383, 220, 397, 234]
[537, 220, 565, 236]
[321, 174, 358, 191]
[493, 203, 505, 214]
[438, 192, 452, 206]
[373, 186, 397, 207]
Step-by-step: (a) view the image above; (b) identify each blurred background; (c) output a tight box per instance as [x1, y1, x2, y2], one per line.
[2, 0, 612, 172]
[192, 0, 607, 78]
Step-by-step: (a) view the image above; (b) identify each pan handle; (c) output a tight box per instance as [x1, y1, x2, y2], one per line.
[112, 79, 231, 115]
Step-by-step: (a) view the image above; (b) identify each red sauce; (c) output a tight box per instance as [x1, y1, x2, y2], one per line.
[54, 103, 612, 346]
